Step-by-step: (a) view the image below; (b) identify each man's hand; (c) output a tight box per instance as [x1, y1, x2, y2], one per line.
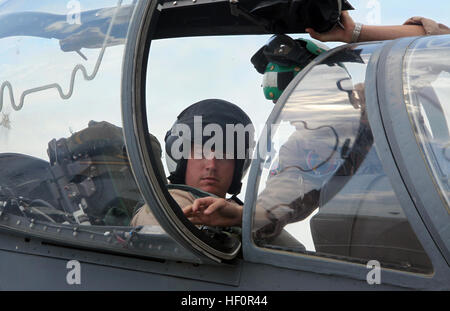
[306, 11, 355, 43]
[183, 197, 243, 227]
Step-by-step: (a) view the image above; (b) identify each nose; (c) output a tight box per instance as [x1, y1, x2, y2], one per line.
[204, 157, 218, 170]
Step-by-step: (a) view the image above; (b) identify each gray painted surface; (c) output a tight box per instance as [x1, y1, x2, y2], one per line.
[0, 247, 401, 290]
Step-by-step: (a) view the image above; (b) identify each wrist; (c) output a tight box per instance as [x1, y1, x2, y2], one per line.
[233, 204, 244, 227]
[350, 23, 363, 43]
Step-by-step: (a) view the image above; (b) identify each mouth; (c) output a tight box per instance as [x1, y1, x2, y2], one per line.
[201, 177, 219, 183]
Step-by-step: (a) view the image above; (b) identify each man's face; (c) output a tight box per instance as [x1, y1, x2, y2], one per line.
[185, 147, 235, 198]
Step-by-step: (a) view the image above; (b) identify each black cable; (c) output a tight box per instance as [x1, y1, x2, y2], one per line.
[29, 199, 57, 210]
[276, 120, 340, 174]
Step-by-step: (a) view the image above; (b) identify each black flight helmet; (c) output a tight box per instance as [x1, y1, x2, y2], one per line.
[165, 99, 254, 196]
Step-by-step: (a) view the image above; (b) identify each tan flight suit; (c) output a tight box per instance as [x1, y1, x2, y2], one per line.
[131, 189, 194, 226]
[253, 84, 368, 242]
[252, 130, 324, 242]
[130, 189, 242, 227]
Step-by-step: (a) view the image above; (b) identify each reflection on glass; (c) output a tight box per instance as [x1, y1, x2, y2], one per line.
[252, 44, 433, 273]
[404, 35, 450, 213]
[0, 1, 199, 262]
[0, 0, 139, 225]
[1, 121, 142, 225]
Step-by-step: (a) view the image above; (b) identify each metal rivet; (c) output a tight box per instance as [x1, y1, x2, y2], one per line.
[173, 1, 177, 5]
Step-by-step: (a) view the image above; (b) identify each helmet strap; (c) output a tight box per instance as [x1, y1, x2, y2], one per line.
[167, 159, 187, 185]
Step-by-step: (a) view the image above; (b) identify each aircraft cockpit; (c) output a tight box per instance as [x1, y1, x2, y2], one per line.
[0, 0, 449, 290]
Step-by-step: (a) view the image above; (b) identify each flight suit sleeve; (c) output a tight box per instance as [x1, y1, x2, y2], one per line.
[130, 189, 196, 226]
[252, 130, 326, 242]
[404, 17, 450, 35]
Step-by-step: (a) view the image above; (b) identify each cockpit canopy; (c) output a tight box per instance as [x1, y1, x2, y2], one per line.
[0, 0, 449, 282]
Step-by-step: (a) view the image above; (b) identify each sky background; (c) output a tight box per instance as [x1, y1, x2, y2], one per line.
[2, 0, 450, 155]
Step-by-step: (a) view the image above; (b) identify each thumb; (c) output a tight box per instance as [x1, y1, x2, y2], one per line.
[306, 28, 333, 42]
[305, 28, 322, 40]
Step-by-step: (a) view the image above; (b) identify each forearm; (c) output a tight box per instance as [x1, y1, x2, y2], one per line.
[306, 11, 448, 44]
[357, 24, 426, 43]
